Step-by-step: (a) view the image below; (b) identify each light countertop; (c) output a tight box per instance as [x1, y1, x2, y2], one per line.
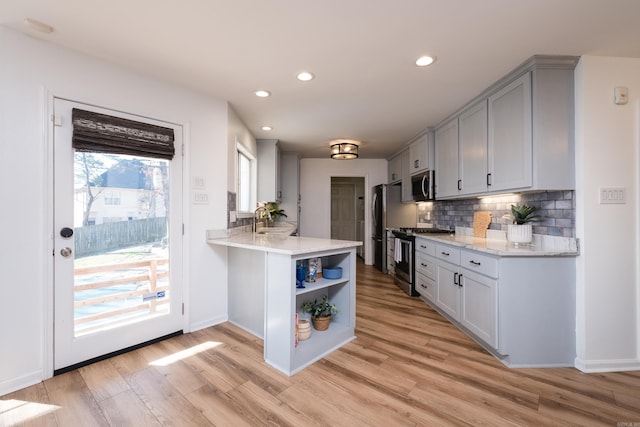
[413, 228, 579, 257]
[207, 232, 362, 256]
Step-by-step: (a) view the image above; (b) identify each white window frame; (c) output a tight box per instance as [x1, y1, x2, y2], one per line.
[236, 140, 256, 217]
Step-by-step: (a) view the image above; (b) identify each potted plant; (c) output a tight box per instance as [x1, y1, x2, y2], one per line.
[507, 204, 539, 245]
[301, 296, 338, 331]
[265, 202, 287, 223]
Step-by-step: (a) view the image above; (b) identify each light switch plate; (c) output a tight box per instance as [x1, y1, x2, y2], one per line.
[599, 187, 626, 204]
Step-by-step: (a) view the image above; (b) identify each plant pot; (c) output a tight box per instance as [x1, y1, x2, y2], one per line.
[312, 315, 331, 331]
[507, 224, 532, 245]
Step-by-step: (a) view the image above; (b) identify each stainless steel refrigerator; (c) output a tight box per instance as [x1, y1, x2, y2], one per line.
[371, 184, 387, 273]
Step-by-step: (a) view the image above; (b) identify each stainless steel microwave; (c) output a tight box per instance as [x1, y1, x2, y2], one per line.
[411, 170, 435, 201]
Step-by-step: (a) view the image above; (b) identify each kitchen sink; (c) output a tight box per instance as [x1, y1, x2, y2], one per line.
[255, 220, 297, 237]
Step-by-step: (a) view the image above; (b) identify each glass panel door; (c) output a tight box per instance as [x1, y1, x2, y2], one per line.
[53, 98, 183, 370]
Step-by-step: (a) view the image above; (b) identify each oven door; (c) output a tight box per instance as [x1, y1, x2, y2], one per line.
[394, 237, 415, 295]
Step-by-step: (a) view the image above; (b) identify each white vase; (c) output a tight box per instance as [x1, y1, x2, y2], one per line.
[507, 224, 532, 245]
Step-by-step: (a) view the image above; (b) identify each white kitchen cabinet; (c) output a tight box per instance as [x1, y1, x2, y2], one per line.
[434, 118, 459, 198]
[409, 133, 429, 175]
[257, 139, 281, 202]
[419, 236, 575, 367]
[388, 153, 401, 184]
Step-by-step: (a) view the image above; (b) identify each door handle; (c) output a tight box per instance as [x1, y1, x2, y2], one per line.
[60, 247, 73, 257]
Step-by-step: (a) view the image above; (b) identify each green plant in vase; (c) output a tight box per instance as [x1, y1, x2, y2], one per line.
[301, 296, 338, 331]
[508, 204, 540, 245]
[265, 202, 287, 222]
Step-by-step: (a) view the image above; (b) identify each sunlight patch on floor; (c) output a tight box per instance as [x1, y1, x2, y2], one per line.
[0, 399, 60, 426]
[148, 341, 222, 366]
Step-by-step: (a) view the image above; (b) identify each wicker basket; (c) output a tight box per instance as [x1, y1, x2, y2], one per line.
[312, 315, 331, 331]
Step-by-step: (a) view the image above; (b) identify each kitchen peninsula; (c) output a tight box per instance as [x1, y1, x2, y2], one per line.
[207, 232, 361, 375]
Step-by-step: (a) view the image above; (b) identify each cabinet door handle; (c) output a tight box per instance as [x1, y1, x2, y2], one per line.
[487, 173, 492, 186]
[441, 251, 450, 256]
[420, 245, 427, 249]
[420, 283, 427, 289]
[414, 159, 419, 169]
[453, 272, 458, 285]
[458, 274, 463, 287]
[421, 262, 428, 267]
[469, 260, 481, 266]
[457, 179, 462, 191]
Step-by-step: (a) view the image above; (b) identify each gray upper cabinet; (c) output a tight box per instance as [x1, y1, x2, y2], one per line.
[434, 118, 459, 198]
[257, 139, 281, 202]
[400, 149, 413, 203]
[487, 73, 532, 192]
[388, 153, 401, 184]
[434, 55, 577, 200]
[459, 100, 488, 196]
[409, 133, 429, 175]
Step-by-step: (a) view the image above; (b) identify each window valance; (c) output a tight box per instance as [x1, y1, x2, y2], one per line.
[72, 108, 175, 160]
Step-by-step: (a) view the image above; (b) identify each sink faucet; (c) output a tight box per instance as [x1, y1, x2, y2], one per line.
[253, 205, 271, 232]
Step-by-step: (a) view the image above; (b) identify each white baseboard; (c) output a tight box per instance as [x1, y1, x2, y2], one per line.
[0, 370, 43, 396]
[574, 357, 640, 373]
[189, 315, 227, 333]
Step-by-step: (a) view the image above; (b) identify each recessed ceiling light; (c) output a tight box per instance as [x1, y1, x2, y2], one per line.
[261, 126, 273, 131]
[24, 18, 54, 34]
[416, 55, 436, 67]
[255, 90, 271, 98]
[297, 71, 315, 82]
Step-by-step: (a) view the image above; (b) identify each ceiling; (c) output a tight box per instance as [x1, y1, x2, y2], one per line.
[2, 1, 640, 159]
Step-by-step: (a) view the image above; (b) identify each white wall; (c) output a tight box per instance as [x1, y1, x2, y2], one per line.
[0, 27, 230, 394]
[574, 55, 640, 371]
[299, 158, 388, 265]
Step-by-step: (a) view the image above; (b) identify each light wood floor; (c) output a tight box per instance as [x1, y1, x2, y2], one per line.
[3, 261, 640, 426]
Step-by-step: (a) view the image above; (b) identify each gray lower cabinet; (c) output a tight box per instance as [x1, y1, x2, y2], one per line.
[415, 238, 436, 301]
[420, 237, 575, 367]
[228, 246, 357, 375]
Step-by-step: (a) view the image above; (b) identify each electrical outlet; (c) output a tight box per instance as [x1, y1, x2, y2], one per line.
[599, 187, 626, 204]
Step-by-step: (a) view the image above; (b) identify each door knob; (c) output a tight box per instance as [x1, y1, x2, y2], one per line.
[60, 247, 73, 257]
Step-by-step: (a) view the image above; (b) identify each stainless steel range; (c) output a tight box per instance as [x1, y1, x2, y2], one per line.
[391, 227, 452, 296]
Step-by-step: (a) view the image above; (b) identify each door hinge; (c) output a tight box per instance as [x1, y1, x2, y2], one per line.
[182, 144, 185, 156]
[182, 223, 185, 235]
[182, 303, 185, 315]
[51, 114, 62, 127]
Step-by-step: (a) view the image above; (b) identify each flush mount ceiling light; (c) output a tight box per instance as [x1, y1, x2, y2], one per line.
[255, 90, 271, 98]
[330, 140, 360, 160]
[261, 126, 273, 131]
[23, 18, 54, 34]
[296, 71, 315, 82]
[415, 55, 436, 67]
